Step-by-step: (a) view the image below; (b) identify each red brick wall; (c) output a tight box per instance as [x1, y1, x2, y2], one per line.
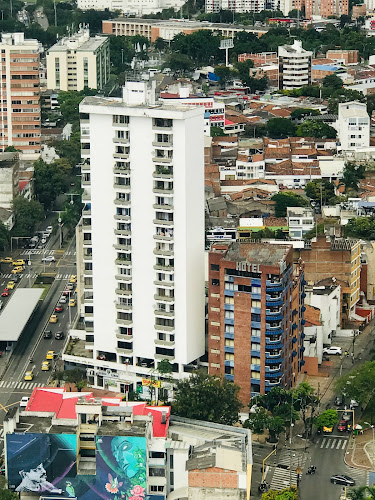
[188, 467, 238, 489]
[233, 289, 252, 403]
[360, 263, 368, 297]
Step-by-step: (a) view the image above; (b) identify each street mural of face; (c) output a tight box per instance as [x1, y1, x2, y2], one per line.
[16, 463, 62, 494]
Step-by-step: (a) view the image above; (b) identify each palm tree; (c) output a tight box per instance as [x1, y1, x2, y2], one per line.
[347, 486, 368, 500]
[366, 486, 375, 499]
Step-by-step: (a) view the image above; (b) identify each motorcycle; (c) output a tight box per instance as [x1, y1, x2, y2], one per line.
[306, 466, 317, 475]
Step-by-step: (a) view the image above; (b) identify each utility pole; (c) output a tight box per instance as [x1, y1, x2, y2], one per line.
[54, 0, 57, 27]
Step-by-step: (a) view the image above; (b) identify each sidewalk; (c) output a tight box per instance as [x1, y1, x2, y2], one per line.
[345, 428, 374, 471]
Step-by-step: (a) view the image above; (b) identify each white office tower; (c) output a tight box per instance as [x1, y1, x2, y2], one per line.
[74, 81, 205, 394]
[337, 101, 370, 151]
[278, 40, 312, 90]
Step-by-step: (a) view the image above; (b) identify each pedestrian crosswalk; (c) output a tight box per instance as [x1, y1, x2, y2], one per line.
[270, 449, 307, 491]
[20, 249, 55, 256]
[0, 272, 39, 279]
[0, 381, 45, 391]
[317, 436, 348, 450]
[64, 251, 76, 256]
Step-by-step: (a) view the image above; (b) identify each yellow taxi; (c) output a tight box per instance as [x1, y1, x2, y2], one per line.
[49, 314, 58, 323]
[0, 257, 12, 263]
[11, 266, 24, 274]
[41, 361, 50, 371]
[24, 371, 34, 381]
[46, 350, 54, 360]
[12, 259, 25, 267]
[69, 275, 77, 284]
[6, 281, 15, 289]
[69, 298, 76, 307]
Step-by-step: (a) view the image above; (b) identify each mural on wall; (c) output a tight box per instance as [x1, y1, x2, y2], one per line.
[6, 434, 162, 500]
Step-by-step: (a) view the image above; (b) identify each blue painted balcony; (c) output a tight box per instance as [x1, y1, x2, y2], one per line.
[251, 350, 261, 357]
[266, 328, 284, 336]
[292, 337, 297, 343]
[251, 307, 261, 314]
[226, 275, 234, 283]
[266, 312, 283, 322]
[225, 304, 234, 311]
[225, 346, 234, 354]
[266, 340, 283, 350]
[251, 364, 261, 372]
[265, 355, 283, 364]
[300, 359, 306, 366]
[251, 278, 261, 286]
[251, 321, 261, 329]
[292, 350, 297, 357]
[225, 374, 234, 382]
[252, 293, 261, 300]
[301, 292, 306, 299]
[251, 378, 261, 385]
[266, 299, 284, 307]
[224, 360, 234, 367]
[266, 369, 283, 378]
[301, 319, 306, 325]
[292, 323, 298, 330]
[301, 306, 306, 312]
[224, 290, 234, 297]
[225, 318, 234, 326]
[225, 332, 234, 340]
[266, 283, 284, 293]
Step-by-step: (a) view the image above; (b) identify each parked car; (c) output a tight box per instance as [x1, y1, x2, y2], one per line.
[69, 298, 76, 307]
[330, 475, 355, 486]
[42, 255, 55, 263]
[323, 346, 342, 356]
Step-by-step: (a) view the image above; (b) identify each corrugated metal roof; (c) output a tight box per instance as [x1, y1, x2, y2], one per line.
[0, 288, 43, 342]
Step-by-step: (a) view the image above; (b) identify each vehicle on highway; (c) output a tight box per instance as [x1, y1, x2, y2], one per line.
[20, 396, 30, 408]
[66, 282, 74, 290]
[45, 226, 53, 234]
[62, 289, 70, 296]
[69, 298, 76, 307]
[11, 266, 24, 274]
[44, 330, 52, 339]
[55, 305, 63, 313]
[41, 361, 50, 371]
[323, 346, 342, 355]
[12, 259, 25, 267]
[55, 331, 64, 340]
[335, 395, 344, 406]
[330, 475, 355, 486]
[24, 371, 34, 381]
[11, 275, 20, 283]
[42, 255, 56, 263]
[342, 412, 352, 421]
[323, 425, 333, 433]
[338, 420, 347, 432]
[49, 314, 58, 323]
[69, 275, 77, 283]
[59, 296, 67, 304]
[350, 399, 359, 407]
[0, 257, 12, 263]
[1, 289, 9, 297]
[46, 350, 54, 360]
[6, 281, 15, 289]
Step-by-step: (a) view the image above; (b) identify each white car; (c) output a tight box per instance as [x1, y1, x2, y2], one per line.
[20, 397, 29, 408]
[42, 255, 56, 263]
[323, 346, 342, 356]
[59, 296, 67, 304]
[45, 226, 53, 234]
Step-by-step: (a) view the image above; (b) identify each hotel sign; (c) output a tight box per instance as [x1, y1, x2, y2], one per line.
[236, 262, 261, 273]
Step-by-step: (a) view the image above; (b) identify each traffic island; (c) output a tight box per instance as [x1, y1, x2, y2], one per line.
[344, 430, 374, 470]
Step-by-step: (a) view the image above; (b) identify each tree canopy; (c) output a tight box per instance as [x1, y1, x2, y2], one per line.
[266, 118, 296, 139]
[314, 409, 339, 430]
[342, 161, 366, 192]
[296, 120, 337, 139]
[171, 30, 221, 65]
[344, 216, 375, 239]
[290, 108, 320, 120]
[12, 197, 44, 237]
[271, 192, 308, 217]
[172, 372, 242, 425]
[262, 487, 298, 500]
[162, 53, 194, 74]
[304, 180, 336, 205]
[34, 158, 70, 209]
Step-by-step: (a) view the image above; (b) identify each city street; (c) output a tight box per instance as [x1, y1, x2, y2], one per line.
[0, 230, 77, 451]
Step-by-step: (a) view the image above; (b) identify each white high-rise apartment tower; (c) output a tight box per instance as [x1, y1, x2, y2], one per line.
[69, 82, 205, 394]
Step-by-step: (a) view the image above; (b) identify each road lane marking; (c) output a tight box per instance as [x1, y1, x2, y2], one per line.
[0, 381, 5, 388]
[331, 439, 337, 448]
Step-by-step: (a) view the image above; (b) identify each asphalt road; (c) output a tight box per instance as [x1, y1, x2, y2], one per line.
[0, 231, 77, 450]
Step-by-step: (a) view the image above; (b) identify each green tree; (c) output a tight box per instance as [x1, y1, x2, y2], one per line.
[162, 53, 194, 74]
[255, 387, 299, 428]
[293, 382, 319, 436]
[266, 118, 296, 139]
[305, 180, 336, 204]
[296, 120, 337, 139]
[322, 73, 343, 90]
[58, 89, 97, 130]
[4, 145, 21, 153]
[314, 409, 339, 430]
[262, 486, 298, 499]
[344, 216, 375, 239]
[303, 222, 325, 240]
[63, 368, 88, 392]
[290, 108, 320, 120]
[243, 123, 268, 138]
[346, 486, 369, 500]
[342, 161, 366, 191]
[244, 406, 269, 434]
[52, 131, 81, 168]
[171, 30, 221, 65]
[154, 37, 166, 51]
[0, 221, 9, 251]
[335, 361, 375, 422]
[34, 158, 70, 209]
[215, 65, 235, 88]
[60, 190, 83, 237]
[12, 197, 44, 237]
[210, 126, 225, 137]
[0, 485, 19, 499]
[172, 372, 242, 425]
[271, 192, 308, 217]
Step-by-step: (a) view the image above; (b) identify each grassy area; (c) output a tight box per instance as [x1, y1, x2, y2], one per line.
[32, 283, 51, 301]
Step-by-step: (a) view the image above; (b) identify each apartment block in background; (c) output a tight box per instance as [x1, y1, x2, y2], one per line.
[64, 81, 205, 395]
[46, 28, 110, 91]
[278, 40, 312, 90]
[208, 242, 305, 404]
[0, 33, 41, 157]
